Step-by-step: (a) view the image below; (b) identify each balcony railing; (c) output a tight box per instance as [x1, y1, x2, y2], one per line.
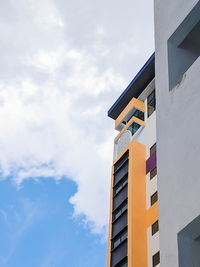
[114, 117, 145, 160]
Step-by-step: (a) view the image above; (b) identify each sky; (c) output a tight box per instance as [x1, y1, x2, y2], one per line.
[0, 0, 154, 266]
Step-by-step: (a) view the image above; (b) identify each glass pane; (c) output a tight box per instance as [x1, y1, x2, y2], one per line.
[115, 210, 122, 220]
[121, 231, 127, 242]
[150, 167, 157, 180]
[113, 238, 120, 249]
[114, 151, 129, 172]
[153, 251, 160, 266]
[148, 90, 156, 117]
[151, 191, 158, 206]
[122, 204, 127, 213]
[114, 176, 128, 196]
[131, 122, 141, 135]
[113, 201, 127, 221]
[152, 220, 159, 235]
[150, 143, 156, 155]
[132, 109, 144, 121]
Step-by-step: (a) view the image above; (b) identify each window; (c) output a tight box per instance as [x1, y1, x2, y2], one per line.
[151, 191, 158, 206]
[150, 167, 157, 180]
[147, 90, 156, 117]
[168, 1, 200, 90]
[118, 259, 127, 267]
[152, 251, 160, 267]
[120, 262, 127, 267]
[112, 229, 127, 250]
[113, 200, 127, 221]
[133, 109, 144, 121]
[114, 175, 128, 196]
[114, 151, 129, 173]
[131, 122, 141, 135]
[115, 258, 128, 267]
[127, 109, 144, 122]
[152, 220, 159, 235]
[150, 143, 156, 156]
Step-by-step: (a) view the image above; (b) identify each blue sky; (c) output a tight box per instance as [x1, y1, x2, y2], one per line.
[0, 0, 154, 266]
[0, 178, 106, 267]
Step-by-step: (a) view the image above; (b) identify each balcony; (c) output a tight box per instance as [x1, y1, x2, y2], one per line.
[114, 116, 145, 160]
[115, 97, 145, 131]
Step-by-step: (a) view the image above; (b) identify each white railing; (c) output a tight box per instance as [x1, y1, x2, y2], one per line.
[114, 130, 132, 160]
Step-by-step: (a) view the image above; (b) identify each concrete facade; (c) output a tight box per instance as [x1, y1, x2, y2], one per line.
[154, 0, 200, 266]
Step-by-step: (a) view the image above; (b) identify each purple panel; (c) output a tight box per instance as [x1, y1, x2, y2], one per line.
[146, 151, 157, 174]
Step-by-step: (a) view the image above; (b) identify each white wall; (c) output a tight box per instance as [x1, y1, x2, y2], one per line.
[154, 1, 200, 266]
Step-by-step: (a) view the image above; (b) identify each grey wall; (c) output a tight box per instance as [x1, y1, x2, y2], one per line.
[154, 0, 200, 266]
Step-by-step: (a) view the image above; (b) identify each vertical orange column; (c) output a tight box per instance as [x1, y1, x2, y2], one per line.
[128, 141, 147, 267]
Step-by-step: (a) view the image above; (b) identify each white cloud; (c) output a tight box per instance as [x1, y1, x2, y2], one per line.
[0, 0, 154, 235]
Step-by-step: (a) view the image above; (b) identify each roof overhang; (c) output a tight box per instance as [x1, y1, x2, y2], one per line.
[108, 53, 155, 120]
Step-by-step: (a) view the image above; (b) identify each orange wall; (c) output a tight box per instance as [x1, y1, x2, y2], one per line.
[115, 98, 145, 130]
[106, 140, 158, 267]
[128, 141, 147, 267]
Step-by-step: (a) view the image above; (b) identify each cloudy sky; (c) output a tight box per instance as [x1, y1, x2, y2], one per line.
[0, 0, 154, 266]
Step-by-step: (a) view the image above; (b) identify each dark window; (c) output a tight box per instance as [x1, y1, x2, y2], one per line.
[152, 251, 160, 266]
[151, 191, 158, 206]
[150, 143, 156, 156]
[131, 122, 141, 136]
[152, 220, 159, 235]
[147, 90, 156, 117]
[114, 175, 128, 196]
[120, 262, 127, 267]
[127, 109, 144, 122]
[113, 200, 128, 221]
[112, 228, 127, 250]
[113, 185, 128, 211]
[150, 167, 157, 180]
[111, 241, 127, 267]
[114, 151, 129, 173]
[115, 258, 128, 267]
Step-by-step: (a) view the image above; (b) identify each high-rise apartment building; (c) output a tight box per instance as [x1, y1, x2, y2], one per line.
[107, 1, 200, 266]
[107, 54, 160, 267]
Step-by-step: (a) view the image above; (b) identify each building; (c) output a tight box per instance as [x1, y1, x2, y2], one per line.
[154, 0, 200, 266]
[106, 53, 160, 267]
[107, 0, 200, 266]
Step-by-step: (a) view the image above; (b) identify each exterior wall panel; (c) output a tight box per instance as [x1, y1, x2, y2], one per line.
[154, 0, 200, 266]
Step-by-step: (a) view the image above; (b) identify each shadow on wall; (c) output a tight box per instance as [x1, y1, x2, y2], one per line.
[168, 1, 200, 90]
[178, 215, 200, 267]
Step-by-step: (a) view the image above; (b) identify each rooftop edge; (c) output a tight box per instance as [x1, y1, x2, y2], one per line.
[107, 53, 155, 120]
